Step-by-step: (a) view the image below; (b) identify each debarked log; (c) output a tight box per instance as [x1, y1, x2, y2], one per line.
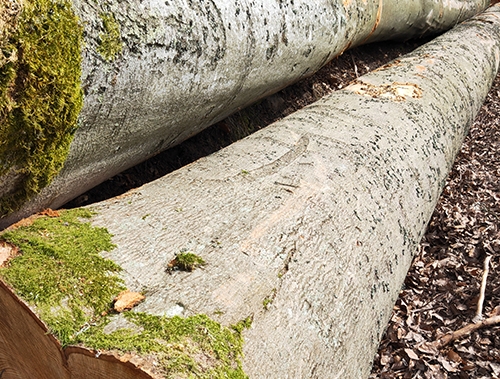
[0, 0, 491, 227]
[1, 5, 500, 379]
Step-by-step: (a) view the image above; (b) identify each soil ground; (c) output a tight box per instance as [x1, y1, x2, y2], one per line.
[67, 37, 500, 378]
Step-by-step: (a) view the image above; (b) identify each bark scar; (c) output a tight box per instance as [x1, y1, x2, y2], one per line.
[278, 241, 297, 278]
[249, 134, 309, 177]
[361, 0, 383, 43]
[348, 80, 422, 101]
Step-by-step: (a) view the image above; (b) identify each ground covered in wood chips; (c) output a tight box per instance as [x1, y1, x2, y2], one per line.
[68, 37, 500, 378]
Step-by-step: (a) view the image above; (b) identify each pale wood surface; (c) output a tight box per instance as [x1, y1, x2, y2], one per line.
[0, 282, 69, 379]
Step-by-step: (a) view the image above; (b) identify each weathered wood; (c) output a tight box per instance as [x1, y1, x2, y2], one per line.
[0, 0, 490, 227]
[1, 5, 500, 378]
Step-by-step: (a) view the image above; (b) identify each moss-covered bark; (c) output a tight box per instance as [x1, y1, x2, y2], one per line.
[0, 0, 83, 216]
[97, 12, 123, 61]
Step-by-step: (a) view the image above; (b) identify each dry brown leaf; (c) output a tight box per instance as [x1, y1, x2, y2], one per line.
[380, 353, 392, 365]
[392, 354, 406, 371]
[113, 290, 145, 312]
[478, 337, 491, 345]
[461, 360, 475, 371]
[488, 304, 500, 317]
[424, 363, 446, 379]
[456, 303, 468, 311]
[446, 350, 462, 363]
[417, 342, 439, 356]
[405, 348, 420, 361]
[490, 362, 500, 376]
[437, 356, 459, 373]
[405, 331, 425, 343]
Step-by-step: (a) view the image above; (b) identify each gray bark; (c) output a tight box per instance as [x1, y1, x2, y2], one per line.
[0, 0, 490, 227]
[74, 6, 500, 378]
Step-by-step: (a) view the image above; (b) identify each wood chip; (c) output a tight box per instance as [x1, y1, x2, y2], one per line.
[7, 215, 40, 230]
[0, 241, 18, 267]
[113, 290, 145, 312]
[39, 208, 60, 217]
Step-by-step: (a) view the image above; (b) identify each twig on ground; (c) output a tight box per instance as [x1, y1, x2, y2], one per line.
[431, 314, 500, 349]
[350, 51, 359, 78]
[428, 255, 498, 350]
[474, 255, 492, 322]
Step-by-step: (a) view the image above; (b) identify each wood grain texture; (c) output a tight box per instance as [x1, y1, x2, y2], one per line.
[66, 348, 158, 379]
[0, 282, 69, 379]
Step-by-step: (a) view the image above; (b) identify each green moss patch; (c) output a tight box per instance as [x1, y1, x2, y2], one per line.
[168, 251, 206, 272]
[80, 313, 251, 378]
[0, 0, 83, 216]
[0, 209, 124, 345]
[97, 13, 122, 61]
[0, 209, 251, 377]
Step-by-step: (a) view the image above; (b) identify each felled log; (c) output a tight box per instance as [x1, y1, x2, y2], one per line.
[0, 0, 491, 227]
[1, 5, 500, 378]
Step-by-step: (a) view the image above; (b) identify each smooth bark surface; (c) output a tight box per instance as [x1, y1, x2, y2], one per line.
[0, 0, 490, 227]
[2, 5, 500, 378]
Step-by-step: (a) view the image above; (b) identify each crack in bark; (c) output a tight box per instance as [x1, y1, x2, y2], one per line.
[277, 240, 297, 278]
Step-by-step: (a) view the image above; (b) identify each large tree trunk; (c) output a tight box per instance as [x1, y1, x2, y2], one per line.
[0, 0, 490, 227]
[1, 6, 500, 378]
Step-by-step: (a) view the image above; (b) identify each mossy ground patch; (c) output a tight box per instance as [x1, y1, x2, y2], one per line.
[0, 0, 83, 216]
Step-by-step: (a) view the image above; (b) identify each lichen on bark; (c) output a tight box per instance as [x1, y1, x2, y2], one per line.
[97, 12, 122, 61]
[0, 0, 83, 217]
